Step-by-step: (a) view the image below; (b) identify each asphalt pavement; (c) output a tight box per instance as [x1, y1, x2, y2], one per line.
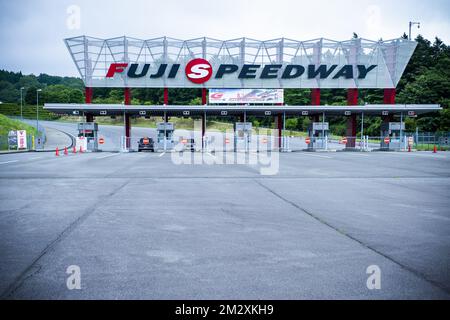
[0, 146, 449, 299]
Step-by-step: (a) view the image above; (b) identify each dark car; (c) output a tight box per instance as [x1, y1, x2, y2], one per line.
[180, 138, 196, 152]
[138, 137, 155, 152]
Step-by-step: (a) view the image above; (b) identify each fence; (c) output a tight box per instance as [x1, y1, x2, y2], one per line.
[281, 132, 450, 152]
[0, 133, 39, 151]
[413, 132, 450, 151]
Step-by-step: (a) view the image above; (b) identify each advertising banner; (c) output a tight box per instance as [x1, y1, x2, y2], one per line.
[8, 130, 17, 149]
[209, 89, 284, 104]
[17, 130, 27, 149]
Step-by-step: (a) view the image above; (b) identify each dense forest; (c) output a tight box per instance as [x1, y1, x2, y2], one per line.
[0, 35, 449, 135]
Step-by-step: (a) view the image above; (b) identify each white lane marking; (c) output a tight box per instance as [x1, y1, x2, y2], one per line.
[30, 157, 42, 160]
[96, 153, 119, 159]
[0, 160, 19, 165]
[341, 152, 370, 156]
[159, 152, 166, 157]
[383, 152, 446, 158]
[299, 153, 332, 159]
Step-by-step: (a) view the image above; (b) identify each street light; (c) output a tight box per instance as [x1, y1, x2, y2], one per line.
[409, 21, 420, 40]
[36, 89, 42, 133]
[20, 87, 25, 120]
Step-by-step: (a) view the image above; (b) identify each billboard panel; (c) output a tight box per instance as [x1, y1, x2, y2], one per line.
[17, 130, 27, 149]
[65, 36, 417, 89]
[209, 89, 283, 104]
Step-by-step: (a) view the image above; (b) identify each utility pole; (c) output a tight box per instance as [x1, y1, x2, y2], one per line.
[409, 21, 420, 40]
[20, 87, 25, 119]
[36, 89, 42, 132]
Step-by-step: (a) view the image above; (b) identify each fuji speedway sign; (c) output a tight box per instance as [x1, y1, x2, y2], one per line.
[66, 35, 417, 89]
[105, 59, 377, 85]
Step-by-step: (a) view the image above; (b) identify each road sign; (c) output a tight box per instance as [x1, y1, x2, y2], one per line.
[408, 136, 414, 146]
[225, 138, 230, 144]
[384, 137, 390, 144]
[35, 135, 44, 150]
[341, 137, 348, 144]
[76, 136, 88, 151]
[305, 137, 311, 145]
[99, 137, 105, 144]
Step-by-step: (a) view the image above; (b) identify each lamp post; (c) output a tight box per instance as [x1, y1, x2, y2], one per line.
[409, 21, 420, 40]
[36, 89, 42, 133]
[20, 87, 25, 120]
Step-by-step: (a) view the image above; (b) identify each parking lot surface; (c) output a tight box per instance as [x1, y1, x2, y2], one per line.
[0, 149, 449, 299]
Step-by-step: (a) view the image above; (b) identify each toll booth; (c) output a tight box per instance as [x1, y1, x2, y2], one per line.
[156, 122, 175, 151]
[234, 122, 252, 152]
[380, 122, 405, 150]
[77, 122, 98, 151]
[307, 122, 329, 150]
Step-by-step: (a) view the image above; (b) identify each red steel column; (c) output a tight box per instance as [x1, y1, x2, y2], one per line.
[346, 89, 358, 148]
[383, 89, 396, 124]
[201, 88, 207, 150]
[384, 88, 396, 104]
[311, 88, 320, 122]
[85, 87, 93, 103]
[124, 88, 131, 148]
[311, 88, 321, 106]
[164, 87, 169, 105]
[201, 88, 207, 105]
[85, 87, 93, 122]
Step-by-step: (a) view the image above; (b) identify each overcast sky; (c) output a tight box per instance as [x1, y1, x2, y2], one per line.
[1, 0, 449, 77]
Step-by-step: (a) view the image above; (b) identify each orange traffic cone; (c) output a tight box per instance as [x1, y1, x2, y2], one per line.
[73, 146, 77, 154]
[433, 145, 437, 153]
[408, 145, 411, 152]
[55, 147, 59, 156]
[64, 146, 68, 155]
[79, 146, 83, 153]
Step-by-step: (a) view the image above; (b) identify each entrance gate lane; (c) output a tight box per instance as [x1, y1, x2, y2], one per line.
[44, 104, 442, 153]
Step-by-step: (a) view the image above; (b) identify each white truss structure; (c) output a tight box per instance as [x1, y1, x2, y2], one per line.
[65, 36, 417, 89]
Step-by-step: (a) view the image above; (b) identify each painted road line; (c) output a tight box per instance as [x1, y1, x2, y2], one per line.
[299, 153, 332, 159]
[0, 160, 19, 165]
[159, 152, 166, 157]
[96, 153, 120, 159]
[30, 157, 43, 160]
[341, 152, 370, 156]
[383, 152, 446, 158]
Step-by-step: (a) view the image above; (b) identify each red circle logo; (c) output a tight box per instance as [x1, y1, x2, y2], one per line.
[185, 58, 212, 84]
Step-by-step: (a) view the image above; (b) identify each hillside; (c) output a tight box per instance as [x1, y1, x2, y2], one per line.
[0, 35, 448, 135]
